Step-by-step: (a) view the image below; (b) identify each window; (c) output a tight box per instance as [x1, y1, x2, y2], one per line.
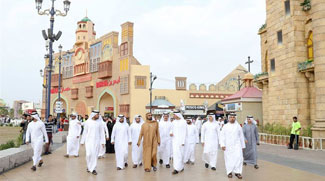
[79, 24, 81, 29]
[135, 76, 147, 89]
[285, 0, 290, 15]
[270, 59, 275, 72]
[83, 24, 86, 29]
[83, 36, 85, 40]
[120, 42, 128, 56]
[120, 76, 129, 94]
[277, 30, 283, 44]
[78, 36, 80, 40]
[120, 58, 129, 72]
[307, 31, 313, 60]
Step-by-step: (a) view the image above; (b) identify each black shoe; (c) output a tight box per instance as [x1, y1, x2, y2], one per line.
[44, 152, 49, 155]
[166, 164, 170, 168]
[92, 170, 97, 175]
[159, 159, 163, 164]
[87, 169, 90, 173]
[172, 170, 179, 175]
[31, 166, 36, 171]
[205, 163, 209, 168]
[211, 167, 216, 171]
[125, 163, 128, 167]
[288, 146, 293, 149]
[117, 167, 122, 170]
[139, 163, 143, 166]
[48, 152, 52, 154]
[254, 165, 259, 169]
[180, 169, 184, 172]
[243, 162, 247, 166]
[38, 161, 43, 167]
[152, 166, 157, 171]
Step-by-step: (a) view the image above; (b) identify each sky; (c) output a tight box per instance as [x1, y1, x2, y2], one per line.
[0, 0, 266, 107]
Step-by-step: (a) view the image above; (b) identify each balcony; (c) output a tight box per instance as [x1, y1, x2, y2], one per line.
[71, 88, 78, 100]
[254, 72, 269, 89]
[298, 60, 314, 82]
[119, 104, 130, 118]
[51, 73, 62, 87]
[85, 86, 93, 98]
[74, 63, 87, 76]
[98, 60, 113, 79]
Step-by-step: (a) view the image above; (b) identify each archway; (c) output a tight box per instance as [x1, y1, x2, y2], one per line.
[76, 101, 87, 117]
[97, 88, 117, 117]
[99, 93, 114, 118]
[51, 95, 69, 117]
[53, 99, 67, 117]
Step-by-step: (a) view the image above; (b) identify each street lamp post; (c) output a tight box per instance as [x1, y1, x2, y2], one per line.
[57, 44, 62, 121]
[34, 0, 71, 120]
[149, 72, 157, 114]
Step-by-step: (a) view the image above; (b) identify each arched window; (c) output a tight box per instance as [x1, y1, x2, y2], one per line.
[307, 31, 313, 60]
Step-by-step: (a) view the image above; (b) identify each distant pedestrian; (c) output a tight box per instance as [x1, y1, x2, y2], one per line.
[65, 113, 82, 158]
[20, 114, 31, 144]
[288, 116, 301, 150]
[44, 115, 55, 154]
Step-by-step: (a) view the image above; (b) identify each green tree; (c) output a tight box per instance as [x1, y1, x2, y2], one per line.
[9, 108, 14, 119]
[0, 107, 9, 116]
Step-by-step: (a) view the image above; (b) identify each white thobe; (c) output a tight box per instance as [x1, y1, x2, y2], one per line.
[184, 124, 198, 163]
[201, 121, 220, 168]
[158, 120, 172, 165]
[170, 119, 187, 171]
[81, 120, 105, 172]
[66, 119, 81, 156]
[220, 122, 246, 174]
[195, 120, 202, 143]
[111, 123, 131, 169]
[98, 121, 109, 157]
[26, 121, 49, 166]
[130, 122, 143, 165]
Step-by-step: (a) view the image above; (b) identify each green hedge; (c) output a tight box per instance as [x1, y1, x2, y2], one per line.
[260, 122, 312, 137]
[0, 132, 23, 151]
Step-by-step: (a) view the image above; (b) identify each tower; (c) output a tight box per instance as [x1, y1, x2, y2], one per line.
[75, 16, 96, 44]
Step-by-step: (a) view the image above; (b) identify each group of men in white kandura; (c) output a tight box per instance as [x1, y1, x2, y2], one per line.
[25, 109, 258, 179]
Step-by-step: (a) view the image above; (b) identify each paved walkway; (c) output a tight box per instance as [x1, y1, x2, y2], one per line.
[0, 144, 324, 181]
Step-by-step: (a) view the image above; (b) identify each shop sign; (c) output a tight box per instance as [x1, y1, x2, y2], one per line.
[51, 87, 71, 94]
[96, 77, 120, 88]
[185, 105, 206, 110]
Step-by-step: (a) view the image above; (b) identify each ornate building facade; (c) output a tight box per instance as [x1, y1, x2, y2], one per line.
[255, 0, 325, 137]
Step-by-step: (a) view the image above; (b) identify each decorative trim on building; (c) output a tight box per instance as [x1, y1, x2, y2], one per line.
[189, 93, 232, 99]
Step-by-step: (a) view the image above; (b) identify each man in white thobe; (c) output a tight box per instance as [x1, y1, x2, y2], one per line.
[81, 110, 106, 175]
[183, 118, 198, 165]
[195, 117, 203, 142]
[158, 112, 172, 168]
[170, 111, 187, 175]
[26, 113, 49, 171]
[130, 115, 144, 168]
[111, 115, 131, 170]
[65, 113, 81, 158]
[201, 113, 220, 171]
[220, 113, 245, 179]
[98, 115, 109, 158]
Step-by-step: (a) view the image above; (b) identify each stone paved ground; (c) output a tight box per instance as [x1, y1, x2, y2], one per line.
[0, 143, 324, 181]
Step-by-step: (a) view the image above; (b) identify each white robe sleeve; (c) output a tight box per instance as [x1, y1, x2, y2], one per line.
[127, 125, 132, 143]
[26, 123, 31, 143]
[100, 123, 106, 145]
[201, 124, 205, 143]
[41, 123, 49, 143]
[195, 126, 199, 143]
[181, 122, 187, 145]
[111, 125, 116, 143]
[80, 122, 88, 144]
[219, 127, 226, 147]
[239, 125, 246, 149]
[78, 122, 82, 136]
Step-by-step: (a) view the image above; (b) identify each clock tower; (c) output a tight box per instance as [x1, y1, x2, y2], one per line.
[75, 16, 96, 44]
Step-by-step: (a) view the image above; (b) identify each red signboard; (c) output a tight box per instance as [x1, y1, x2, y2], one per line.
[51, 87, 71, 94]
[96, 77, 120, 88]
[105, 107, 114, 111]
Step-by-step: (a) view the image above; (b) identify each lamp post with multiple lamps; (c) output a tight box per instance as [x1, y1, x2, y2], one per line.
[57, 44, 63, 121]
[34, 0, 71, 120]
[149, 72, 157, 114]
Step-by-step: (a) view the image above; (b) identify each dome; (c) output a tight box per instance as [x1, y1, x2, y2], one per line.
[80, 16, 91, 22]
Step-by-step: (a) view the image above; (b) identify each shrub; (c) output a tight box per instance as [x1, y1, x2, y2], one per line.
[0, 140, 16, 151]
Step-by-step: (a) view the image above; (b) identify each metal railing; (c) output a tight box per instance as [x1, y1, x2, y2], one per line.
[259, 133, 324, 151]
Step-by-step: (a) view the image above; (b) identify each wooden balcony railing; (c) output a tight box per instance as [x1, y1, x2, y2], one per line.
[85, 86, 93, 98]
[51, 73, 62, 87]
[119, 104, 130, 118]
[98, 60, 113, 79]
[74, 63, 86, 76]
[71, 88, 78, 100]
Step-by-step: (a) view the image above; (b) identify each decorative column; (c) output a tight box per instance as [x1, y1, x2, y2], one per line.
[312, 0, 325, 138]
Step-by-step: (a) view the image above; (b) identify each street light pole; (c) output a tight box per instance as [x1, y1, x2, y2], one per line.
[149, 72, 157, 114]
[35, 0, 71, 121]
[57, 44, 62, 121]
